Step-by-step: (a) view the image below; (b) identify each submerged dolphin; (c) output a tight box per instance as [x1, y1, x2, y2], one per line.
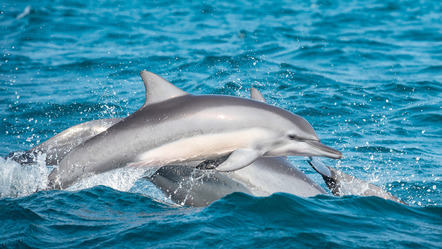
[149, 157, 406, 207]
[149, 157, 327, 207]
[47, 71, 342, 189]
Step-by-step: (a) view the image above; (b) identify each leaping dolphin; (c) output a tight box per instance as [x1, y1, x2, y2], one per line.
[47, 71, 342, 190]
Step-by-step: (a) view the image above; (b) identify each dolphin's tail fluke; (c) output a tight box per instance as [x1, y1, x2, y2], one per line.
[308, 157, 407, 205]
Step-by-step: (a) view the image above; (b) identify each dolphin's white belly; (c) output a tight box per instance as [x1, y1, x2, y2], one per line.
[135, 128, 277, 167]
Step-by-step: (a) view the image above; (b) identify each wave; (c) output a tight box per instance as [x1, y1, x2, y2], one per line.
[1, 187, 440, 248]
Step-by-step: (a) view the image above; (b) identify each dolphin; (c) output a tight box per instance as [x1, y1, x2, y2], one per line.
[148, 157, 407, 207]
[149, 157, 328, 207]
[47, 71, 342, 190]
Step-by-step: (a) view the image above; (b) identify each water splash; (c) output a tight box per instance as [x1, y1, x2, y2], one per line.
[67, 167, 147, 192]
[0, 153, 158, 199]
[16, 6, 31, 20]
[0, 154, 49, 198]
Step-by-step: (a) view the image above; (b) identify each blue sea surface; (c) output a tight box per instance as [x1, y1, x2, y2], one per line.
[1, 0, 441, 248]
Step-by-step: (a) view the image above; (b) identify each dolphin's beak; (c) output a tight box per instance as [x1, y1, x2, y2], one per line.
[305, 140, 343, 159]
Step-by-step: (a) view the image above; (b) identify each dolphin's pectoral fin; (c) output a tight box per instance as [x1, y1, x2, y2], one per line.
[308, 157, 332, 179]
[215, 149, 263, 172]
[196, 154, 231, 170]
[308, 157, 407, 205]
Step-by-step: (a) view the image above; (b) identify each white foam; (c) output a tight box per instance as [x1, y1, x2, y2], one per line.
[0, 154, 50, 198]
[0, 154, 164, 200]
[67, 167, 148, 192]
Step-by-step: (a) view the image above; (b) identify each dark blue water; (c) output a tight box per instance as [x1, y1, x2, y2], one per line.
[1, 186, 441, 248]
[1, 0, 441, 248]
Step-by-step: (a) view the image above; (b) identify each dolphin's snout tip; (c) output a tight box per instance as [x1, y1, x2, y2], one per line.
[305, 140, 343, 160]
[330, 151, 343, 159]
[324, 147, 343, 160]
[321, 148, 343, 160]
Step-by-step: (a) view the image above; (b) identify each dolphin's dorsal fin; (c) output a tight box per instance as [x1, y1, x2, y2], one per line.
[250, 87, 267, 103]
[140, 71, 188, 106]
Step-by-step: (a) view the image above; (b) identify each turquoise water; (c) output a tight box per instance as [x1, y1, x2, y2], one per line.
[1, 0, 441, 248]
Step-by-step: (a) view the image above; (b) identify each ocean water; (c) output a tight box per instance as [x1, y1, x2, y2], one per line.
[1, 0, 441, 248]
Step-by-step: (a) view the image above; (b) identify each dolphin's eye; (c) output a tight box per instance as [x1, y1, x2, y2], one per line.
[288, 134, 299, 140]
